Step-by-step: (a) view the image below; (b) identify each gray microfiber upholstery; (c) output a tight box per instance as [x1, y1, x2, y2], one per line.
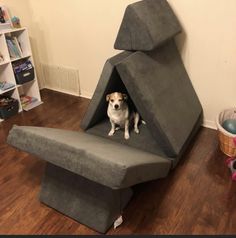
[114, 0, 182, 51]
[116, 40, 203, 157]
[86, 119, 166, 158]
[6, 0, 203, 233]
[81, 51, 132, 130]
[81, 40, 203, 158]
[40, 163, 133, 233]
[7, 125, 171, 189]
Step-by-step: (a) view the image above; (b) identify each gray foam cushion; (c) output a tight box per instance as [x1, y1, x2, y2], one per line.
[114, 0, 182, 51]
[7, 125, 171, 189]
[86, 119, 166, 158]
[40, 163, 133, 233]
[81, 41, 202, 158]
[116, 40, 203, 157]
[81, 51, 132, 130]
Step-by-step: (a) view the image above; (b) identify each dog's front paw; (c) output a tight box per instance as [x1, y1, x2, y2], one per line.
[125, 133, 130, 140]
[108, 130, 115, 136]
[134, 128, 140, 134]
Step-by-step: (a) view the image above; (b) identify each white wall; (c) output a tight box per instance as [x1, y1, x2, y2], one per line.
[168, 0, 236, 129]
[26, 0, 137, 97]
[3, 0, 236, 129]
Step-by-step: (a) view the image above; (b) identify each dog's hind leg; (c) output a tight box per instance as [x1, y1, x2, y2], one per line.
[134, 113, 140, 134]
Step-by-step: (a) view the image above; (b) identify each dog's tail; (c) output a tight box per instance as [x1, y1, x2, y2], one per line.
[141, 120, 146, 125]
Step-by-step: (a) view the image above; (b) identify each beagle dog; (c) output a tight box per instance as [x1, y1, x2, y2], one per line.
[106, 92, 140, 140]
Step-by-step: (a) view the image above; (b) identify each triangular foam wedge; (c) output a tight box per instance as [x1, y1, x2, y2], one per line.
[81, 40, 202, 161]
[114, 0, 182, 51]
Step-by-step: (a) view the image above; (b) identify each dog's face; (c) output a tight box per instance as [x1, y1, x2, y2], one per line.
[106, 92, 128, 110]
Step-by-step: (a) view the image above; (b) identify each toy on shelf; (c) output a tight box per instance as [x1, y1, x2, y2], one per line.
[0, 7, 5, 23]
[11, 16, 21, 28]
[226, 157, 236, 181]
[0, 6, 12, 31]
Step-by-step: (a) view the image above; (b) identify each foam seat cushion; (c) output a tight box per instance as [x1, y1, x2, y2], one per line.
[7, 126, 171, 189]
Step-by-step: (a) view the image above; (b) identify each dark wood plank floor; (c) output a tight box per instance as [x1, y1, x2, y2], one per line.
[0, 89, 235, 235]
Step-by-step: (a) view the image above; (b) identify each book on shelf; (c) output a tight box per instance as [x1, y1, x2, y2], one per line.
[6, 36, 23, 59]
[6, 39, 15, 58]
[12, 37, 23, 57]
[6, 39, 20, 58]
[0, 81, 15, 91]
[20, 95, 38, 108]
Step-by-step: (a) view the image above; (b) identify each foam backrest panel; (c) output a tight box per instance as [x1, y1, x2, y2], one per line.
[81, 0, 202, 160]
[116, 40, 203, 157]
[114, 0, 182, 51]
[81, 41, 203, 158]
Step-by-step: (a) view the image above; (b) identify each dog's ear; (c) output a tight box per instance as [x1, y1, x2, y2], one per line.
[123, 94, 128, 101]
[106, 94, 110, 102]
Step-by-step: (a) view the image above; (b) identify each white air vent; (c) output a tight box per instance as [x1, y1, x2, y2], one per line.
[41, 64, 80, 96]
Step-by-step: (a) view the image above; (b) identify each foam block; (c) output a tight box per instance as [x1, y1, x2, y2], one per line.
[116, 40, 203, 157]
[40, 163, 133, 233]
[114, 0, 182, 51]
[7, 125, 171, 189]
[81, 41, 203, 159]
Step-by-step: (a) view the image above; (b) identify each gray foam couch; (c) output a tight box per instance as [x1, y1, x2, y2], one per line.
[7, 0, 203, 233]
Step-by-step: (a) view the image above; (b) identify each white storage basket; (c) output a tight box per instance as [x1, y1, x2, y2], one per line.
[216, 108, 236, 157]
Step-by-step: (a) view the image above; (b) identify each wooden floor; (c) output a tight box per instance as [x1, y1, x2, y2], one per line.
[0, 89, 235, 235]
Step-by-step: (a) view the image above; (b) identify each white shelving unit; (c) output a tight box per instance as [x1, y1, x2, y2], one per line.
[0, 27, 42, 121]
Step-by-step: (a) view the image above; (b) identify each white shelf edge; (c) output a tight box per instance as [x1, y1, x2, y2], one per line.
[0, 23, 11, 26]
[22, 100, 43, 111]
[0, 86, 16, 95]
[11, 54, 31, 63]
[16, 79, 36, 87]
[0, 27, 26, 34]
[0, 60, 10, 66]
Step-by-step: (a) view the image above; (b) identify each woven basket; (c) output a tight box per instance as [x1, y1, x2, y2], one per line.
[216, 108, 236, 157]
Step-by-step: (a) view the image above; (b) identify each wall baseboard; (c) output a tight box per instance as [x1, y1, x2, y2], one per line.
[80, 91, 93, 99]
[43, 86, 81, 97]
[203, 120, 217, 130]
